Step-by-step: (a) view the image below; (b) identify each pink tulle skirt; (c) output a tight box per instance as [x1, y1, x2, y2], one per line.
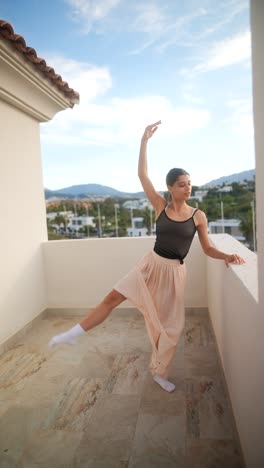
[114, 251, 186, 379]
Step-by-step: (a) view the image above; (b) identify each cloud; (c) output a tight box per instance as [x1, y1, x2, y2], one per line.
[225, 98, 254, 138]
[132, 3, 166, 35]
[41, 56, 211, 147]
[194, 31, 251, 73]
[64, 0, 249, 61]
[180, 30, 251, 76]
[195, 0, 248, 39]
[41, 55, 112, 102]
[183, 93, 204, 104]
[65, 0, 121, 32]
[127, 0, 249, 56]
[129, 4, 207, 55]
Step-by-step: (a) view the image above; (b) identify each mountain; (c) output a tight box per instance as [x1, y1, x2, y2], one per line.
[203, 169, 255, 187]
[45, 169, 255, 199]
[44, 184, 146, 199]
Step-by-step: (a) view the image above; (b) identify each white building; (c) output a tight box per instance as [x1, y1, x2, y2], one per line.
[208, 219, 245, 242]
[127, 217, 148, 237]
[46, 211, 73, 221]
[123, 198, 151, 210]
[190, 190, 208, 202]
[218, 185, 233, 193]
[67, 216, 96, 233]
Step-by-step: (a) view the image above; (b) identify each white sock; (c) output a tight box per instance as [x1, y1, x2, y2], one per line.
[48, 324, 85, 347]
[153, 374, 176, 393]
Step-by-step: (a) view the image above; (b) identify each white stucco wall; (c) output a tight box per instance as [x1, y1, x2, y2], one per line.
[207, 234, 263, 468]
[43, 235, 207, 309]
[0, 34, 78, 347]
[251, 0, 264, 312]
[1, 100, 47, 345]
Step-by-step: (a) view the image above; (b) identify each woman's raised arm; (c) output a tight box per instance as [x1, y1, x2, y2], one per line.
[138, 121, 166, 215]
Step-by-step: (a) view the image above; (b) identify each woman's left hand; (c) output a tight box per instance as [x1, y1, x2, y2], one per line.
[224, 254, 246, 267]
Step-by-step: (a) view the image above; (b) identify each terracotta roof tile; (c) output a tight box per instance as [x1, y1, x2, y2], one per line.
[0, 20, 79, 103]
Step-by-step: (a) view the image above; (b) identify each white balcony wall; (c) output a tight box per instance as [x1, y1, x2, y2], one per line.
[251, 0, 264, 310]
[0, 37, 77, 348]
[1, 100, 47, 346]
[207, 234, 262, 468]
[43, 235, 207, 309]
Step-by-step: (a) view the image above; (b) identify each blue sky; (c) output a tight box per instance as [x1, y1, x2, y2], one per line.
[1, 0, 254, 192]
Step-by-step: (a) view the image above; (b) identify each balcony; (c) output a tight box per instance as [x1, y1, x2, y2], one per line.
[1, 2, 264, 466]
[0, 235, 257, 467]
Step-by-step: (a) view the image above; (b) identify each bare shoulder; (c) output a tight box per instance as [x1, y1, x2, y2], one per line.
[194, 209, 207, 227]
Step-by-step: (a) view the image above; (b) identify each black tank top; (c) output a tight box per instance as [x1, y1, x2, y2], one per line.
[153, 208, 198, 263]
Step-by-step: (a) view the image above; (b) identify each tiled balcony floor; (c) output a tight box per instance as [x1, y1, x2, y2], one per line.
[0, 308, 244, 468]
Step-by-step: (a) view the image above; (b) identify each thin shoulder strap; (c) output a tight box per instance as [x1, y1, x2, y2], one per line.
[192, 208, 199, 217]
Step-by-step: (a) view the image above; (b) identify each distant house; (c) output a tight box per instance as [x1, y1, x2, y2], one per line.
[190, 190, 208, 202]
[123, 199, 151, 210]
[208, 219, 245, 242]
[127, 217, 148, 237]
[46, 211, 73, 221]
[218, 185, 233, 193]
[67, 216, 96, 233]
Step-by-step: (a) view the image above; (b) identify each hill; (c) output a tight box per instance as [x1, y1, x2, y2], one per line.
[203, 169, 255, 187]
[45, 169, 255, 199]
[45, 184, 146, 199]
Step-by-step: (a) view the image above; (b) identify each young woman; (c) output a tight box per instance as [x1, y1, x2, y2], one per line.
[48, 121, 245, 393]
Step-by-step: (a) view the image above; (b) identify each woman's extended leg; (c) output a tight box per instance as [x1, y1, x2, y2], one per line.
[48, 289, 126, 347]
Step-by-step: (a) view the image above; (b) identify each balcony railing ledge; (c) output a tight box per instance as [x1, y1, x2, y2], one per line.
[208, 233, 258, 302]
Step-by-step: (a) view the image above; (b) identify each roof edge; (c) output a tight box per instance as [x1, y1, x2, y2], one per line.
[0, 19, 79, 104]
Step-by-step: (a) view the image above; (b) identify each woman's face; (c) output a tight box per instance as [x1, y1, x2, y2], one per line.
[168, 174, 192, 200]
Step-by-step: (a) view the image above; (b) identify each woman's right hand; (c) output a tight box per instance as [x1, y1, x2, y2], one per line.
[141, 120, 161, 142]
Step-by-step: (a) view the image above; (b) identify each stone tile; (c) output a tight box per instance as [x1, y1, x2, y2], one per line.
[104, 352, 149, 395]
[17, 429, 82, 468]
[185, 375, 233, 440]
[73, 437, 131, 467]
[140, 369, 185, 415]
[184, 318, 215, 347]
[83, 394, 140, 440]
[0, 309, 245, 467]
[184, 344, 220, 376]
[78, 325, 126, 355]
[112, 312, 153, 354]
[185, 439, 245, 468]
[19, 315, 84, 349]
[128, 452, 184, 468]
[130, 412, 185, 465]
[168, 339, 185, 372]
[0, 345, 48, 393]
[0, 405, 48, 466]
[185, 307, 209, 317]
[69, 350, 115, 380]
[74, 395, 140, 466]
[42, 376, 104, 432]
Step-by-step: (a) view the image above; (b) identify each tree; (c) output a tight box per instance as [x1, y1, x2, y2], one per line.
[239, 211, 255, 250]
[53, 214, 68, 231]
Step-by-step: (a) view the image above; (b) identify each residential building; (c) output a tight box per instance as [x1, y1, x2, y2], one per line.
[123, 198, 151, 210]
[127, 217, 148, 237]
[218, 185, 233, 193]
[208, 218, 245, 242]
[67, 216, 96, 233]
[190, 189, 208, 202]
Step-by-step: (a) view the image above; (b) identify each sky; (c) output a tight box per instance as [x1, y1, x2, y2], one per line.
[1, 0, 255, 192]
